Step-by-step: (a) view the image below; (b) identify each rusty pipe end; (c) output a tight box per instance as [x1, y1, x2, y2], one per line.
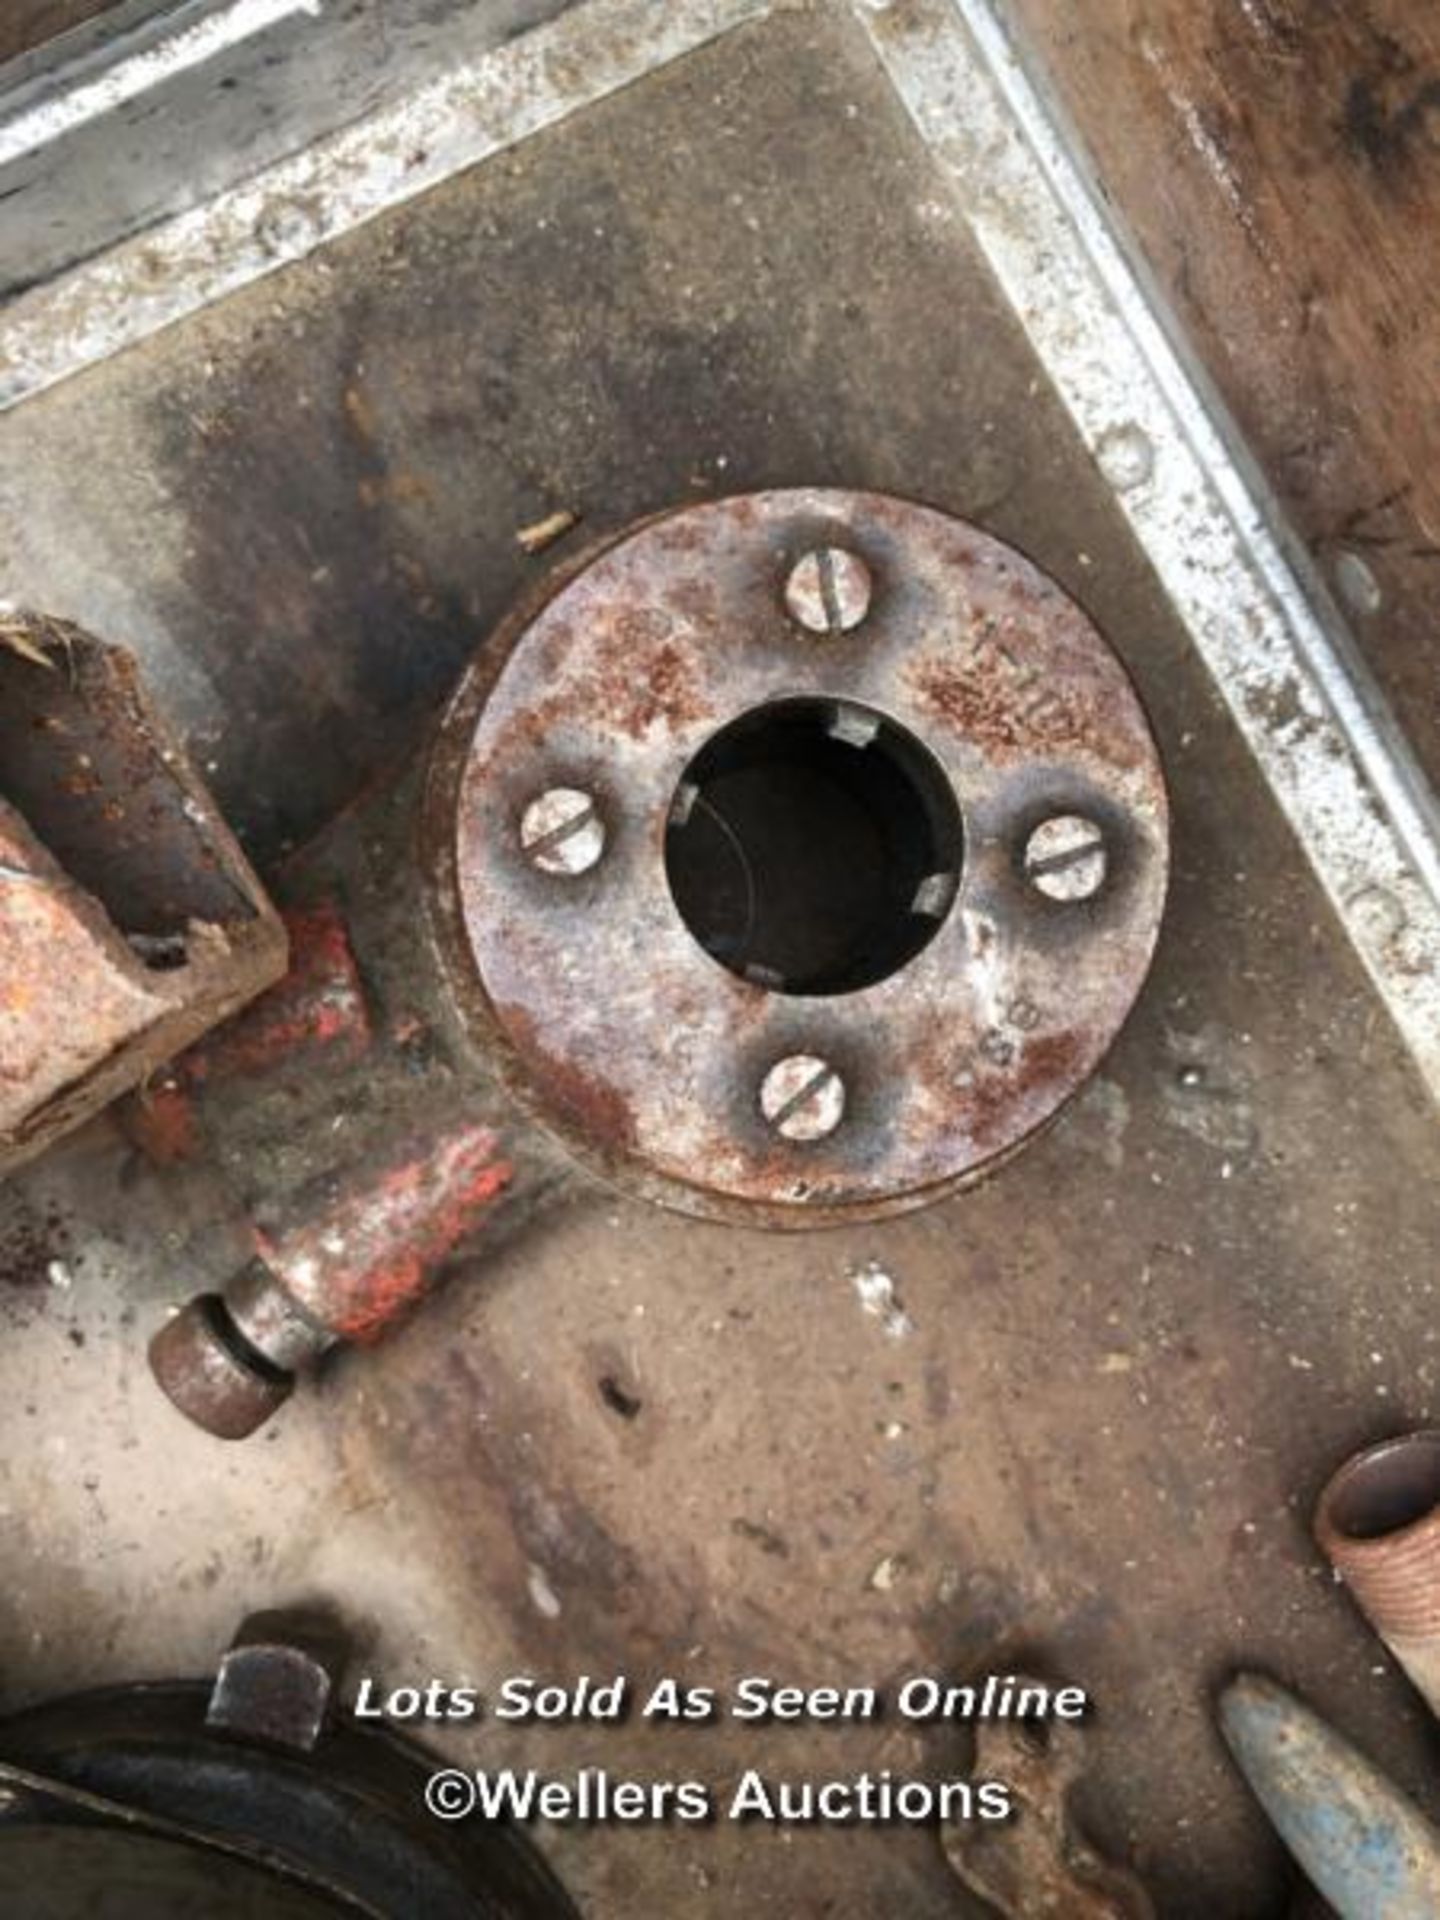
[149, 1293, 295, 1441]
[1315, 1431, 1440, 1712]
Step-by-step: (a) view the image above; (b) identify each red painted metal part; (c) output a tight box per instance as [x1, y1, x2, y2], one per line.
[134, 855, 525, 1436]
[150, 1120, 516, 1439]
[125, 900, 371, 1164]
[254, 1123, 514, 1346]
[0, 617, 286, 1173]
[186, 901, 371, 1082]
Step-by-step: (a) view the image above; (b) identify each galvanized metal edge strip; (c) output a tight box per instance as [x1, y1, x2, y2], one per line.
[0, 0, 772, 412]
[856, 0, 1440, 1098]
[0, 0, 321, 167]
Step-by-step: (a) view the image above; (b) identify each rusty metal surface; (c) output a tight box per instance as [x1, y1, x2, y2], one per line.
[0, 14, 1438, 1918]
[123, 901, 371, 1167]
[0, 616, 286, 1172]
[151, 1121, 515, 1439]
[429, 491, 1168, 1226]
[253, 1123, 514, 1345]
[0, 798, 164, 1129]
[943, 1704, 1153, 1918]
[134, 766, 569, 1442]
[1316, 1432, 1440, 1721]
[149, 1291, 296, 1442]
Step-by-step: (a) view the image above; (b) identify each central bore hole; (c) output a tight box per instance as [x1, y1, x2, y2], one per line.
[664, 698, 963, 996]
[1327, 1436, 1440, 1541]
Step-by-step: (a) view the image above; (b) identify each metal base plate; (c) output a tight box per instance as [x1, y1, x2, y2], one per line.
[0, 8, 1438, 1918]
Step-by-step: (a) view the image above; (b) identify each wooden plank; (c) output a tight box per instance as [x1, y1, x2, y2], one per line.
[1008, 0, 1440, 786]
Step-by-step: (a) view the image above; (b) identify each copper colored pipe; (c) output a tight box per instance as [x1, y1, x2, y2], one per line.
[1315, 1431, 1440, 1720]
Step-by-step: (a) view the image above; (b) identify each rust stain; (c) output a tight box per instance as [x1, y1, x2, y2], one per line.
[915, 654, 1043, 756]
[498, 1001, 639, 1155]
[656, 517, 709, 553]
[963, 1029, 1090, 1149]
[583, 613, 707, 741]
[912, 616, 1140, 770]
[1015, 1028, 1089, 1094]
[342, 383, 378, 443]
[484, 613, 706, 759]
[662, 576, 722, 626]
[0, 618, 285, 1173]
[122, 901, 371, 1165]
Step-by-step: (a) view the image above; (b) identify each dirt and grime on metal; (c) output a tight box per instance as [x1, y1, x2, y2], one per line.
[0, 8, 1438, 1918]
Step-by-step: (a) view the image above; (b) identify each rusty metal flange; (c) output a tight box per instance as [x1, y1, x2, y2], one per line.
[0, 616, 287, 1174]
[426, 490, 1168, 1226]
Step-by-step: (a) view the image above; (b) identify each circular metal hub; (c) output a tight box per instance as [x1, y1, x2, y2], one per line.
[427, 490, 1168, 1226]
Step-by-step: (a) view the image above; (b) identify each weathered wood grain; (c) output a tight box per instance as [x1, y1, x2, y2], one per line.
[1009, 0, 1440, 782]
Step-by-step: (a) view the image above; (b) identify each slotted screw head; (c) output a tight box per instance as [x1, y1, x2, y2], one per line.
[1024, 814, 1108, 901]
[760, 1054, 846, 1141]
[784, 547, 872, 635]
[520, 787, 606, 876]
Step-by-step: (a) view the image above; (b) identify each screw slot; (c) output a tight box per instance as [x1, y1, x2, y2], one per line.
[1023, 814, 1108, 902]
[520, 787, 606, 876]
[784, 547, 873, 635]
[760, 1054, 846, 1141]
